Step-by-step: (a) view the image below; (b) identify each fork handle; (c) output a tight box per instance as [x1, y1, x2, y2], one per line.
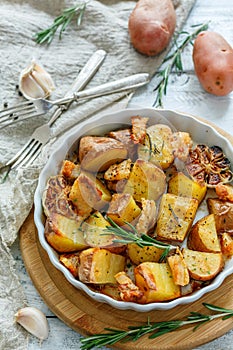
[48, 50, 106, 127]
[54, 73, 150, 106]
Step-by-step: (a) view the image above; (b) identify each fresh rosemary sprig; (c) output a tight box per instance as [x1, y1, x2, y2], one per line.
[153, 22, 209, 107]
[34, 2, 87, 45]
[104, 216, 176, 262]
[80, 303, 233, 349]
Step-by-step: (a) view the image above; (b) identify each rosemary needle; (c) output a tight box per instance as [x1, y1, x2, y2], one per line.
[80, 303, 233, 349]
[34, 2, 87, 45]
[153, 22, 209, 108]
[104, 216, 176, 262]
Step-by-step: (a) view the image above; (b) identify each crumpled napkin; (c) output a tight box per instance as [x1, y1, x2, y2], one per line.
[0, 1, 196, 349]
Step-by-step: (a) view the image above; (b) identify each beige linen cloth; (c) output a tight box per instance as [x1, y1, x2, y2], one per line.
[0, 0, 195, 348]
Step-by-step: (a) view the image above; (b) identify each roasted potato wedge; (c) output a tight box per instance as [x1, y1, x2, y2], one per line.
[79, 247, 125, 284]
[127, 243, 163, 265]
[45, 213, 88, 253]
[108, 128, 137, 160]
[115, 271, 144, 303]
[168, 172, 207, 203]
[69, 172, 111, 216]
[131, 115, 148, 144]
[187, 214, 221, 253]
[182, 248, 224, 281]
[107, 193, 141, 227]
[60, 160, 80, 180]
[138, 124, 174, 169]
[156, 193, 199, 242]
[207, 198, 233, 233]
[215, 183, 233, 202]
[79, 136, 128, 172]
[136, 198, 156, 234]
[167, 250, 190, 286]
[59, 252, 80, 278]
[82, 211, 126, 253]
[123, 159, 166, 202]
[220, 232, 233, 257]
[135, 262, 181, 302]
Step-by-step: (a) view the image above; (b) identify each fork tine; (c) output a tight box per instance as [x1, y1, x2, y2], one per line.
[5, 139, 33, 166]
[23, 145, 43, 167]
[14, 141, 43, 169]
[10, 139, 40, 169]
[0, 111, 44, 130]
[0, 100, 33, 115]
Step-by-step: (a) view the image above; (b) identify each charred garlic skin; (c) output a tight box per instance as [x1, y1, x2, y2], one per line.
[186, 144, 233, 187]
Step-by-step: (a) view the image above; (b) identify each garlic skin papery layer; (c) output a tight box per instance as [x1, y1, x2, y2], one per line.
[15, 306, 49, 341]
[19, 61, 55, 100]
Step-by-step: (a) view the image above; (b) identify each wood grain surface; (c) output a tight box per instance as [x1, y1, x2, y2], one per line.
[19, 210, 233, 350]
[19, 119, 233, 350]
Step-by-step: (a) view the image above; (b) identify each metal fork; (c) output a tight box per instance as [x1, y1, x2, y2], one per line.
[5, 72, 149, 170]
[0, 73, 149, 130]
[4, 49, 107, 170]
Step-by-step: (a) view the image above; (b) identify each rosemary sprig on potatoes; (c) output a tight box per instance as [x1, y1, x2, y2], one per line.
[104, 216, 176, 262]
[153, 22, 209, 107]
[34, 1, 87, 44]
[80, 303, 233, 349]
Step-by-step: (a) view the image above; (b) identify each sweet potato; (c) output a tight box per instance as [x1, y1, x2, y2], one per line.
[193, 31, 233, 96]
[128, 0, 176, 56]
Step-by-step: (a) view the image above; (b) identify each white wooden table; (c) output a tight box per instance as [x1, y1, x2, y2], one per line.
[11, 0, 233, 349]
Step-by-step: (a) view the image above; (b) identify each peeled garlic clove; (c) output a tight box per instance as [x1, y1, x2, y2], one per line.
[15, 306, 49, 341]
[19, 61, 55, 100]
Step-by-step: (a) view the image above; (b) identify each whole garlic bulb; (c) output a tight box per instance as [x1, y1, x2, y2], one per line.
[15, 306, 49, 341]
[19, 61, 55, 100]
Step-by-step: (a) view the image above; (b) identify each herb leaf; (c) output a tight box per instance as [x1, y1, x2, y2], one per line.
[34, 2, 87, 45]
[104, 216, 176, 262]
[153, 22, 209, 107]
[80, 303, 233, 349]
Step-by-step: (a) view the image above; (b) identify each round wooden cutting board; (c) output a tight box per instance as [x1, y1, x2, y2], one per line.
[20, 119, 233, 350]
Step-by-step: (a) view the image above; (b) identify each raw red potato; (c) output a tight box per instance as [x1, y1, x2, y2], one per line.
[193, 31, 233, 96]
[128, 0, 176, 56]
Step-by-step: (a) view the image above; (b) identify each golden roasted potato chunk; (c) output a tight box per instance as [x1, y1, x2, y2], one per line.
[108, 128, 137, 160]
[170, 131, 193, 162]
[60, 160, 80, 180]
[220, 232, 233, 257]
[82, 212, 126, 253]
[104, 159, 131, 193]
[127, 243, 163, 265]
[107, 193, 141, 227]
[131, 115, 148, 144]
[69, 172, 111, 217]
[182, 248, 224, 281]
[59, 252, 80, 278]
[45, 213, 88, 253]
[187, 214, 221, 253]
[115, 271, 144, 303]
[207, 198, 233, 233]
[123, 159, 166, 202]
[167, 250, 190, 286]
[79, 136, 128, 172]
[215, 183, 233, 202]
[156, 193, 199, 242]
[79, 247, 125, 284]
[168, 172, 207, 203]
[138, 124, 174, 169]
[104, 159, 132, 181]
[135, 198, 156, 234]
[135, 262, 181, 302]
